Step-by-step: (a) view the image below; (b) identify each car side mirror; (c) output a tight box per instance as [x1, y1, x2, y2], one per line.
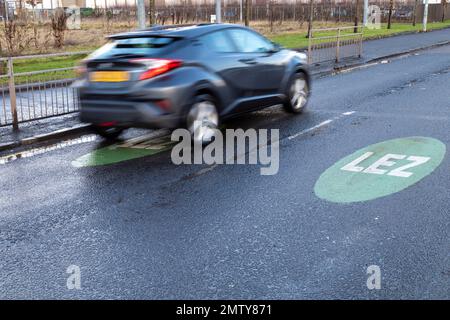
[269, 42, 282, 53]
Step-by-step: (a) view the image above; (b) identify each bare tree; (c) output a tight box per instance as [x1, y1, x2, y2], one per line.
[442, 0, 448, 22]
[413, 0, 418, 26]
[51, 8, 68, 48]
[244, 0, 250, 26]
[387, 0, 394, 29]
[268, 1, 274, 32]
[149, 0, 156, 25]
[307, 0, 313, 38]
[354, 0, 360, 33]
[1, 19, 33, 55]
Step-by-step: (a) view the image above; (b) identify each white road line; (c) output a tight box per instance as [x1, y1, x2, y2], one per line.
[193, 111, 357, 177]
[287, 111, 356, 141]
[287, 120, 333, 140]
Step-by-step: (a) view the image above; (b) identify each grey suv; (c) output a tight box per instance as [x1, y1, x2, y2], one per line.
[75, 23, 311, 143]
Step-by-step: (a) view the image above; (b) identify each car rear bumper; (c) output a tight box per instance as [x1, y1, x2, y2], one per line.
[79, 99, 183, 129]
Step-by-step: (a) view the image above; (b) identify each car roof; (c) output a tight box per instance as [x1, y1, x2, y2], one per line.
[109, 23, 242, 39]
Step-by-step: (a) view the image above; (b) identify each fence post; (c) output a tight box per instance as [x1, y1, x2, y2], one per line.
[358, 28, 363, 58]
[7, 57, 19, 131]
[336, 28, 341, 63]
[307, 28, 312, 64]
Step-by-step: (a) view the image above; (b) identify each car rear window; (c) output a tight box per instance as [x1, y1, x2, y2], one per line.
[88, 37, 178, 59]
[115, 37, 175, 49]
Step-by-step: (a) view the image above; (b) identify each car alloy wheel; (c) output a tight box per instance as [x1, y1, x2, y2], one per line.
[187, 96, 219, 144]
[290, 75, 308, 111]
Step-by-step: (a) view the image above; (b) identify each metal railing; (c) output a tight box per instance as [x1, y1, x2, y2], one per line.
[0, 51, 90, 130]
[307, 26, 363, 65]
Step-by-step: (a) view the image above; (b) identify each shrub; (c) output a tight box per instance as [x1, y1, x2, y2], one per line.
[51, 8, 68, 48]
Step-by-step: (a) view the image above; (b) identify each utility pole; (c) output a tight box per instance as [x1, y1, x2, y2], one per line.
[215, 0, 221, 23]
[137, 0, 146, 29]
[423, 0, 429, 31]
[363, 0, 368, 26]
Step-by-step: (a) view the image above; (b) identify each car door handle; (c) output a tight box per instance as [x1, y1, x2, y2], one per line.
[239, 58, 257, 65]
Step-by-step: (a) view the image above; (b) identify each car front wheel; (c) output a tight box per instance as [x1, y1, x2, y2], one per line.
[283, 72, 309, 114]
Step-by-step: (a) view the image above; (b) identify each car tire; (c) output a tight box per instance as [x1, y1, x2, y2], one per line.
[93, 126, 125, 140]
[283, 72, 309, 114]
[186, 94, 219, 145]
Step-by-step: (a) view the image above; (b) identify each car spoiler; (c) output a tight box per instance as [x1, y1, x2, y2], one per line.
[108, 33, 184, 40]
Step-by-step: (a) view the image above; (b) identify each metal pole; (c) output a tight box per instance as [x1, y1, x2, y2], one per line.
[7, 58, 18, 131]
[307, 28, 312, 64]
[423, 0, 429, 32]
[336, 28, 341, 63]
[215, 0, 221, 23]
[137, 0, 146, 29]
[359, 31, 363, 58]
[363, 0, 368, 26]
[4, 0, 8, 21]
[240, 0, 243, 22]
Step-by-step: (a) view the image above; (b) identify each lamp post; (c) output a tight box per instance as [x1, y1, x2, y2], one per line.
[215, 0, 221, 23]
[137, 0, 146, 29]
[423, 0, 429, 32]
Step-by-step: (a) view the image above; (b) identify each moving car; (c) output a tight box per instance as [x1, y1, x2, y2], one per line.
[75, 23, 311, 143]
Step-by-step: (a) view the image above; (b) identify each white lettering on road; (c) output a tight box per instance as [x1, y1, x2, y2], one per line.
[341, 152, 431, 178]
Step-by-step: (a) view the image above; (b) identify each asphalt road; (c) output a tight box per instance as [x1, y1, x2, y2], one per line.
[1, 44, 450, 299]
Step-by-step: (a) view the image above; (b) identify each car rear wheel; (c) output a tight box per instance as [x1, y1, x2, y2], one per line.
[186, 94, 219, 145]
[93, 126, 125, 140]
[283, 72, 309, 114]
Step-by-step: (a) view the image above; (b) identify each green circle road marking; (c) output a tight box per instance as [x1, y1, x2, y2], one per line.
[314, 137, 446, 203]
[72, 134, 175, 168]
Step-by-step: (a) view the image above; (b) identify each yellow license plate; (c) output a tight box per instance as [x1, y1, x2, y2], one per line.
[90, 71, 129, 82]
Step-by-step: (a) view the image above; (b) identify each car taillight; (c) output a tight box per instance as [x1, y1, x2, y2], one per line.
[130, 58, 182, 81]
[99, 121, 117, 127]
